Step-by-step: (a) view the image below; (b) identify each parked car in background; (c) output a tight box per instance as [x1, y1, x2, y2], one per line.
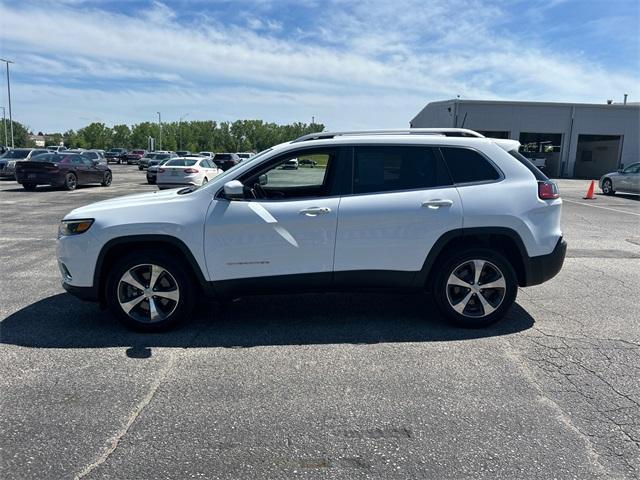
[105, 148, 128, 164]
[82, 150, 107, 165]
[138, 153, 157, 170]
[213, 152, 241, 171]
[139, 152, 177, 171]
[236, 152, 254, 161]
[156, 157, 221, 189]
[0, 148, 51, 179]
[282, 158, 299, 169]
[600, 162, 640, 195]
[176, 150, 190, 156]
[46, 145, 67, 153]
[299, 158, 317, 167]
[15, 152, 112, 191]
[199, 151, 214, 158]
[125, 149, 147, 165]
[0, 145, 8, 155]
[145, 157, 173, 184]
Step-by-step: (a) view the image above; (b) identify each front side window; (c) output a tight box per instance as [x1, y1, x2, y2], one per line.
[440, 147, 501, 184]
[240, 149, 337, 200]
[623, 162, 640, 174]
[353, 146, 451, 194]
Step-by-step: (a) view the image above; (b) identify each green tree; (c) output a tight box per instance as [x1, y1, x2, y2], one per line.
[1, 120, 34, 148]
[111, 124, 131, 149]
[77, 122, 111, 149]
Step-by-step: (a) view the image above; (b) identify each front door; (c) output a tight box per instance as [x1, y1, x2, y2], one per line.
[204, 147, 343, 285]
[334, 145, 463, 285]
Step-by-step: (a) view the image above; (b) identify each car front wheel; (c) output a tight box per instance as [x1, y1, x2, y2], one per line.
[602, 178, 615, 195]
[101, 171, 112, 186]
[22, 183, 37, 191]
[64, 173, 77, 191]
[105, 251, 196, 331]
[433, 249, 517, 328]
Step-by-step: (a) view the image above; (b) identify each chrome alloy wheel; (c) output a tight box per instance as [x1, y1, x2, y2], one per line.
[446, 259, 506, 318]
[117, 264, 180, 323]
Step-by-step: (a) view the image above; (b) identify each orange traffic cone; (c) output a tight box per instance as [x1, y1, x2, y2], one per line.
[583, 180, 596, 200]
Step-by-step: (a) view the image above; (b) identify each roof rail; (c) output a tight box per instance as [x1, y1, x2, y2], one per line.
[292, 128, 484, 143]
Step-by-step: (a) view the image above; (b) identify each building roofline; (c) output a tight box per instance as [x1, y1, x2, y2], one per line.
[421, 98, 640, 109]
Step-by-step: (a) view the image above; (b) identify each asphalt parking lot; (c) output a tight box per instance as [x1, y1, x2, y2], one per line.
[1, 166, 639, 479]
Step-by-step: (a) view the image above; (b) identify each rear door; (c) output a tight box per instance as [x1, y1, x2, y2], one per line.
[333, 145, 462, 286]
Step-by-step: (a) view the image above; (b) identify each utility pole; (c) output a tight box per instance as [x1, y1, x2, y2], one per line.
[157, 111, 162, 150]
[1, 106, 7, 148]
[178, 113, 189, 150]
[0, 58, 15, 148]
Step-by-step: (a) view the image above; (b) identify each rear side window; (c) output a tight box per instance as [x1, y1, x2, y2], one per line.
[353, 146, 452, 194]
[441, 147, 500, 184]
[508, 149, 549, 181]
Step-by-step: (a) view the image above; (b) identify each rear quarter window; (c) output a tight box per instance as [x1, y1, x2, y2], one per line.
[440, 147, 501, 184]
[507, 149, 549, 181]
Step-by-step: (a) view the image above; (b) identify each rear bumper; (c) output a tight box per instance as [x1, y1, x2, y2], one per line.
[62, 281, 99, 301]
[523, 237, 567, 287]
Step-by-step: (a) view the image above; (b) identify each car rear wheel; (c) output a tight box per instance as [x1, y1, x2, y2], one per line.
[105, 251, 196, 332]
[202, 177, 208, 184]
[101, 171, 112, 186]
[64, 173, 77, 191]
[433, 249, 517, 328]
[602, 178, 615, 195]
[22, 183, 37, 191]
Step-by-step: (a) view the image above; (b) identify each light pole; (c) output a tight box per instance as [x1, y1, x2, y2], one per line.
[178, 113, 189, 150]
[0, 58, 15, 148]
[1, 106, 7, 148]
[157, 111, 162, 150]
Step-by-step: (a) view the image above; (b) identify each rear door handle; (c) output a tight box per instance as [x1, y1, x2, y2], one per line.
[422, 199, 454, 209]
[299, 207, 331, 216]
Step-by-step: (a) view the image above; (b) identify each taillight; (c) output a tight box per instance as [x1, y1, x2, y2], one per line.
[184, 168, 199, 174]
[538, 180, 559, 200]
[158, 168, 165, 173]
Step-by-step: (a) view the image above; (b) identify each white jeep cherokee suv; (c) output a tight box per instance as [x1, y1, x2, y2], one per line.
[57, 129, 566, 331]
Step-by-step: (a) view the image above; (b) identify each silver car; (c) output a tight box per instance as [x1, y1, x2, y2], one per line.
[600, 162, 640, 195]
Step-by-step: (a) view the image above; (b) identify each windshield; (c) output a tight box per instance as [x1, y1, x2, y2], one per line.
[165, 159, 197, 167]
[2, 149, 32, 159]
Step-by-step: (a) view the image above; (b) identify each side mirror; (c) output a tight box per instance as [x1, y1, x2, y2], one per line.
[258, 174, 268, 186]
[223, 180, 244, 200]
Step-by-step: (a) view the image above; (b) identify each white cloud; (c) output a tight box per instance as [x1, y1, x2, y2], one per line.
[0, 0, 637, 132]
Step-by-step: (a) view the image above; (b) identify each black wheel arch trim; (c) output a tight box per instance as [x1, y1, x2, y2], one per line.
[413, 227, 565, 289]
[93, 234, 213, 302]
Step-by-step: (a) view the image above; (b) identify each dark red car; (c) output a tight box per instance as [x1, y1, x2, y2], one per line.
[125, 149, 147, 165]
[15, 152, 112, 191]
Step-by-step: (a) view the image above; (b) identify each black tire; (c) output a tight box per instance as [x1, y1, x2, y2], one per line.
[22, 183, 37, 191]
[202, 177, 208, 184]
[433, 248, 517, 328]
[64, 173, 77, 191]
[105, 250, 196, 332]
[138, 165, 143, 171]
[101, 171, 112, 186]
[602, 178, 615, 196]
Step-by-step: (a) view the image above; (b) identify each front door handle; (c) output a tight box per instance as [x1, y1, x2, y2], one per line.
[422, 199, 454, 209]
[299, 207, 331, 216]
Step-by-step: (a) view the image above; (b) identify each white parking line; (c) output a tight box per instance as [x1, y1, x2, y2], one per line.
[563, 199, 640, 217]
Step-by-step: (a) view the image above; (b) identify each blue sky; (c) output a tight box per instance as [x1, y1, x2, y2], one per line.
[0, 0, 638, 133]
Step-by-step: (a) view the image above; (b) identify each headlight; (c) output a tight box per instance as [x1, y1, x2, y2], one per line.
[59, 219, 94, 236]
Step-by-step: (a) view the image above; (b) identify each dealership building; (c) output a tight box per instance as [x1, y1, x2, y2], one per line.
[410, 99, 639, 178]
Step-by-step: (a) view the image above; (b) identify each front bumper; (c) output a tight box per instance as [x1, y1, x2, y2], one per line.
[523, 237, 567, 286]
[62, 281, 99, 301]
